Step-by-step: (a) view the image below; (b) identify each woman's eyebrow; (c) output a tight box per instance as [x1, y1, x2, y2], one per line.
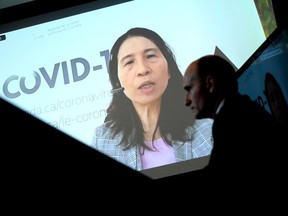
[120, 54, 133, 64]
[120, 47, 159, 63]
[144, 47, 158, 53]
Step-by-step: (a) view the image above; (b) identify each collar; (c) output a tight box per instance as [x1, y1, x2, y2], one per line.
[215, 98, 225, 115]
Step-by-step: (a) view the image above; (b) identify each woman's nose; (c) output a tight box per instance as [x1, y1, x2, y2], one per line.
[137, 60, 150, 76]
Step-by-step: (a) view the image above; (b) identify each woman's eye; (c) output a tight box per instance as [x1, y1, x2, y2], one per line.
[124, 60, 133, 66]
[147, 54, 156, 59]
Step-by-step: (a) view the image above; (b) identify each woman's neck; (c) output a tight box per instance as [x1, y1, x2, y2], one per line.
[133, 102, 161, 140]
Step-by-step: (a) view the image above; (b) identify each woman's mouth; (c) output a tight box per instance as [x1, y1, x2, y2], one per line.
[138, 81, 155, 89]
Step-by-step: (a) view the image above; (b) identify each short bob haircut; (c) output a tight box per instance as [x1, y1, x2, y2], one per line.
[104, 27, 194, 151]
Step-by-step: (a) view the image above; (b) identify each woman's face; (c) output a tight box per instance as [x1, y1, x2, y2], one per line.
[266, 78, 287, 122]
[117, 36, 170, 106]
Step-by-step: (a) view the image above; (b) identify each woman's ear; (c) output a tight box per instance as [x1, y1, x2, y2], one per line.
[206, 75, 215, 93]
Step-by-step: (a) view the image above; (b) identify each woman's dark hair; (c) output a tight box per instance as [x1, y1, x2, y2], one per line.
[104, 27, 193, 150]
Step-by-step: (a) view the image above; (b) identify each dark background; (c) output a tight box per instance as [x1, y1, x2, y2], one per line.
[0, 0, 287, 198]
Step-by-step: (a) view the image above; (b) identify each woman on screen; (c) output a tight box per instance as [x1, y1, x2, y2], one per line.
[91, 27, 213, 171]
[264, 72, 288, 130]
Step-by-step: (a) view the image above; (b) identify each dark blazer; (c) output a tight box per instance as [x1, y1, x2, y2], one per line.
[205, 93, 285, 187]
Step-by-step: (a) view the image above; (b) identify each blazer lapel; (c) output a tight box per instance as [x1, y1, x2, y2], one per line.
[122, 146, 141, 171]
